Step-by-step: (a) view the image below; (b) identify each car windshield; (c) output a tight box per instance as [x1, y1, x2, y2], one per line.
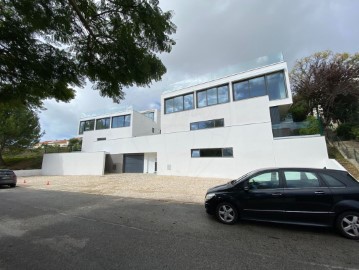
[230, 170, 257, 184]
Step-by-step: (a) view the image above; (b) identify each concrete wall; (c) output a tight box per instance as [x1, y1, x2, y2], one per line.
[273, 135, 329, 168]
[42, 152, 106, 176]
[14, 169, 42, 177]
[132, 111, 161, 137]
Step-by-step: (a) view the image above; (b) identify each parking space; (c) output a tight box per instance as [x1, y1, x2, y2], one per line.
[17, 174, 229, 203]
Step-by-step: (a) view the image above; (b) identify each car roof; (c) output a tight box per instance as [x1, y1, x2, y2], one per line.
[251, 167, 347, 173]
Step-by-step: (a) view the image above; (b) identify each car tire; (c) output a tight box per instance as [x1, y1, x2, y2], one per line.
[216, 202, 238, 225]
[9, 184, 16, 188]
[336, 211, 359, 240]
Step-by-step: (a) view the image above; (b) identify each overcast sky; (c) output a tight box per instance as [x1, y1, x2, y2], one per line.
[39, 0, 359, 141]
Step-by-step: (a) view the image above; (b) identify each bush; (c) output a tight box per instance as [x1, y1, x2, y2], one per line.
[299, 116, 320, 135]
[290, 100, 308, 122]
[336, 123, 359, 140]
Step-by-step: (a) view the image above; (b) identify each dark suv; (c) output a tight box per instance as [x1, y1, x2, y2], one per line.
[205, 168, 359, 239]
[0, 169, 17, 188]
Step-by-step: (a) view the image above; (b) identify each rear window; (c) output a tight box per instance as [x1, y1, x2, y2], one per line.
[320, 173, 345, 187]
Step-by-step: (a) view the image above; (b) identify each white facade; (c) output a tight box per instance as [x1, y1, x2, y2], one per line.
[42, 60, 344, 177]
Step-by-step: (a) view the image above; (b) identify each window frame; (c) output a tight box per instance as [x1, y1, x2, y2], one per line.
[232, 70, 288, 102]
[196, 84, 230, 109]
[95, 117, 111, 130]
[164, 92, 194, 114]
[79, 119, 95, 134]
[190, 118, 225, 131]
[282, 170, 324, 189]
[111, 114, 131, 128]
[191, 147, 233, 158]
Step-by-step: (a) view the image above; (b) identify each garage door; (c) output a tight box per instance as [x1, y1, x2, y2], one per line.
[123, 154, 144, 173]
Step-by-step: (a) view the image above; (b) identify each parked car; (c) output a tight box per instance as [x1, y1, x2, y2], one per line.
[205, 168, 359, 239]
[0, 169, 17, 188]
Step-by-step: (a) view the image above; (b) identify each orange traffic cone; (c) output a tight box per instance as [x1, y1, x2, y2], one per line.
[23, 179, 26, 184]
[46, 181, 50, 185]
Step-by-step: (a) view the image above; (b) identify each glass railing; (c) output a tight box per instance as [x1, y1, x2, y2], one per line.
[163, 52, 284, 94]
[272, 117, 321, 138]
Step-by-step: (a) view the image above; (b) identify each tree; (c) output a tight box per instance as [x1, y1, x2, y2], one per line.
[0, 104, 43, 166]
[68, 137, 82, 151]
[0, 0, 176, 108]
[290, 51, 359, 127]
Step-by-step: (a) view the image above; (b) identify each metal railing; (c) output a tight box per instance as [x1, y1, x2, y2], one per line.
[43, 145, 81, 153]
[328, 134, 359, 163]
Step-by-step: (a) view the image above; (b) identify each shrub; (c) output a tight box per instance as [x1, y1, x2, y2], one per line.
[299, 116, 320, 135]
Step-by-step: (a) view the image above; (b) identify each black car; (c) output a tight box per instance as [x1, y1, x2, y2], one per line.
[0, 169, 17, 188]
[205, 168, 359, 239]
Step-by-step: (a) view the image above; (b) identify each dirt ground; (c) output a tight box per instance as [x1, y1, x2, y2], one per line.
[17, 174, 229, 204]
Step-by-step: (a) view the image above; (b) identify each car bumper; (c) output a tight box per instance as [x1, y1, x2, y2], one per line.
[205, 201, 216, 215]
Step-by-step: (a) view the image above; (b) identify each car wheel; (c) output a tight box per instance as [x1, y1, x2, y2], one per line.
[336, 211, 359, 239]
[9, 184, 16, 188]
[216, 202, 238, 225]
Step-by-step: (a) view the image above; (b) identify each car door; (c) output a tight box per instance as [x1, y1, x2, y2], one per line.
[282, 169, 334, 225]
[236, 170, 286, 221]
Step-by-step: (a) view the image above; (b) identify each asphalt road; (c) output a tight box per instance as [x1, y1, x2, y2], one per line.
[0, 186, 358, 270]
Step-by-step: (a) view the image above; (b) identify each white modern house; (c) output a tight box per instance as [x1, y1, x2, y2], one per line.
[42, 55, 344, 178]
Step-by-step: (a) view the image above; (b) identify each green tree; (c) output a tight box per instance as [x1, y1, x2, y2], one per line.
[68, 137, 82, 151]
[290, 51, 359, 127]
[0, 105, 43, 166]
[0, 0, 176, 108]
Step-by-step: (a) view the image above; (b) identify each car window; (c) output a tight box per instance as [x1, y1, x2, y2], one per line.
[320, 173, 346, 187]
[248, 172, 279, 190]
[284, 171, 320, 188]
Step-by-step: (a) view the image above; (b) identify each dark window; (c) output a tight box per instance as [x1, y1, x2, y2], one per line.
[165, 99, 174, 114]
[197, 91, 207, 108]
[190, 119, 224, 130]
[96, 118, 110, 130]
[233, 71, 287, 102]
[320, 174, 346, 187]
[79, 119, 95, 134]
[196, 85, 229, 108]
[249, 76, 266, 97]
[112, 114, 131, 128]
[165, 93, 194, 114]
[284, 171, 320, 188]
[184, 94, 194, 110]
[97, 137, 106, 141]
[248, 172, 280, 190]
[152, 128, 154, 133]
[191, 147, 233, 158]
[233, 81, 249, 101]
[266, 72, 287, 100]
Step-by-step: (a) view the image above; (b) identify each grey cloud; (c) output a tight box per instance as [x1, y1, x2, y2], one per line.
[40, 0, 359, 140]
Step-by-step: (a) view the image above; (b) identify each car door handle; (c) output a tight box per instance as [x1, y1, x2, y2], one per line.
[271, 193, 283, 196]
[314, 191, 325, 195]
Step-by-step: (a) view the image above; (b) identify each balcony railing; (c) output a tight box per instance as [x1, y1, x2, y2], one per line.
[272, 117, 322, 138]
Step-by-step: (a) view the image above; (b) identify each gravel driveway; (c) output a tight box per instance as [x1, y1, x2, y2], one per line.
[17, 174, 229, 204]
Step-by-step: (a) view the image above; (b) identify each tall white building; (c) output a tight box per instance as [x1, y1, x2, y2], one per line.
[42, 56, 343, 178]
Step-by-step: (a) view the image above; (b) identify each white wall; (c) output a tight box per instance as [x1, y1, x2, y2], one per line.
[14, 169, 42, 177]
[132, 111, 161, 137]
[273, 136, 329, 168]
[42, 152, 106, 176]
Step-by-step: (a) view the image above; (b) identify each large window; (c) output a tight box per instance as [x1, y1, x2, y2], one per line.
[197, 85, 229, 108]
[165, 93, 194, 114]
[79, 119, 95, 135]
[190, 119, 224, 130]
[248, 171, 280, 190]
[233, 71, 287, 102]
[284, 171, 320, 188]
[191, 147, 233, 158]
[112, 114, 131, 128]
[96, 117, 110, 130]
